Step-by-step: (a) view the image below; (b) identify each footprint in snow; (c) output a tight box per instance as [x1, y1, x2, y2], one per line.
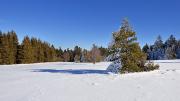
[91, 82, 99, 86]
[166, 69, 170, 71]
[160, 71, 166, 74]
[171, 78, 175, 80]
[172, 69, 176, 72]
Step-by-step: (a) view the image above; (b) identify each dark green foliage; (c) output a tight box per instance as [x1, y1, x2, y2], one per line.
[56, 47, 64, 61]
[16, 45, 23, 64]
[110, 19, 151, 73]
[145, 62, 159, 71]
[99, 46, 109, 59]
[142, 44, 149, 53]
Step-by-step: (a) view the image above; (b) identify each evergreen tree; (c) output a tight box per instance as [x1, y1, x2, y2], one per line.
[63, 49, 70, 62]
[176, 40, 180, 59]
[111, 19, 146, 73]
[16, 45, 23, 64]
[8, 31, 18, 64]
[142, 44, 150, 60]
[37, 39, 44, 62]
[154, 35, 164, 49]
[49, 45, 57, 62]
[165, 35, 177, 59]
[31, 37, 39, 63]
[21, 36, 34, 63]
[1, 33, 10, 64]
[153, 35, 165, 60]
[0, 31, 3, 64]
[99, 46, 108, 60]
[56, 47, 64, 61]
[142, 44, 149, 53]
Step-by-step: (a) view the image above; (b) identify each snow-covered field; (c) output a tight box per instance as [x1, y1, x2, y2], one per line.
[0, 60, 180, 101]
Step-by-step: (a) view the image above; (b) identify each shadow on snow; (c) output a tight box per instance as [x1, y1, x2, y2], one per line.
[32, 69, 109, 74]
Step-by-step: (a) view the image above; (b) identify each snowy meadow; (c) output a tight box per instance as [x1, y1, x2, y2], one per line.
[0, 60, 180, 101]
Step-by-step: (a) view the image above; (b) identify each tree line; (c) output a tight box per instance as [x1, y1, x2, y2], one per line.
[143, 35, 180, 60]
[0, 31, 108, 65]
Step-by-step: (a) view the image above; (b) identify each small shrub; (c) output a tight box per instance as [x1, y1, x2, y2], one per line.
[144, 62, 159, 71]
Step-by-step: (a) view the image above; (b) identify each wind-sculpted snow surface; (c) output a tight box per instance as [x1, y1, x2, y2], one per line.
[0, 60, 180, 101]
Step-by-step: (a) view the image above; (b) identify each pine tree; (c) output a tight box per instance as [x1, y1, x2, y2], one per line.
[1, 34, 10, 64]
[21, 36, 34, 63]
[37, 39, 44, 62]
[154, 35, 164, 49]
[111, 19, 146, 73]
[142, 44, 149, 53]
[56, 47, 64, 61]
[49, 45, 57, 62]
[153, 35, 165, 60]
[165, 35, 177, 59]
[142, 44, 150, 60]
[16, 45, 23, 64]
[8, 31, 18, 64]
[31, 37, 39, 63]
[99, 46, 108, 60]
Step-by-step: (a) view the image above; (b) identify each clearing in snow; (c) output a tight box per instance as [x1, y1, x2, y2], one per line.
[0, 60, 180, 101]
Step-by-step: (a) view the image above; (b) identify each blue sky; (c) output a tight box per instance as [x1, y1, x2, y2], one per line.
[0, 0, 180, 49]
